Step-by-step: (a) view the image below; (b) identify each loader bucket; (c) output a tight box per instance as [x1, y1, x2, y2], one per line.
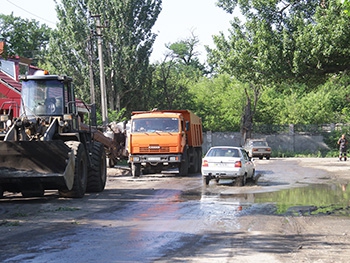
[0, 141, 75, 193]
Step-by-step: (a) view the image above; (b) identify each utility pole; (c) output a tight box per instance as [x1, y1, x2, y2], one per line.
[87, 32, 97, 126]
[91, 14, 108, 128]
[87, 33, 95, 105]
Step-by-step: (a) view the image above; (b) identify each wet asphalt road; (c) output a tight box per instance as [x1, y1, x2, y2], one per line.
[0, 158, 348, 262]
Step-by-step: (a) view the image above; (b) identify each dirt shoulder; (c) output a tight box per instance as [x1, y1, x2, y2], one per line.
[293, 157, 350, 179]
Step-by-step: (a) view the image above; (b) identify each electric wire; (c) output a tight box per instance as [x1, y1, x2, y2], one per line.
[5, 0, 56, 26]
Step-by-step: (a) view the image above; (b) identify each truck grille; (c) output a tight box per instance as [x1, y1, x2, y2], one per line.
[140, 146, 170, 153]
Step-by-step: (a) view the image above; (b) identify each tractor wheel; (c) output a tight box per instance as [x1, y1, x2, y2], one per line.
[131, 163, 141, 177]
[59, 141, 88, 198]
[87, 142, 107, 192]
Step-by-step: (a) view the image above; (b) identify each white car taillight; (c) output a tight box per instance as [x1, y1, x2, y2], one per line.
[234, 161, 242, 168]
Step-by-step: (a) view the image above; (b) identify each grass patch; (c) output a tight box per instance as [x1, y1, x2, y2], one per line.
[311, 205, 350, 216]
[272, 150, 336, 158]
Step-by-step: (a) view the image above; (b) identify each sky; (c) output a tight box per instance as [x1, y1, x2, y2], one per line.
[1, 0, 234, 62]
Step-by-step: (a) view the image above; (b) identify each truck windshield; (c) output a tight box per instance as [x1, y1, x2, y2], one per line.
[20, 80, 64, 117]
[131, 117, 179, 133]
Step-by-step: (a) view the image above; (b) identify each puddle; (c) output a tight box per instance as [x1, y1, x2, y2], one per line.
[196, 183, 350, 216]
[254, 183, 350, 216]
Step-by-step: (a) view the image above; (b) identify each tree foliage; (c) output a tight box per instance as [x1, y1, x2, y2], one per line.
[44, 0, 92, 103]
[45, 0, 161, 119]
[213, 0, 350, 85]
[166, 32, 205, 72]
[203, 0, 350, 135]
[189, 74, 247, 131]
[149, 34, 205, 111]
[4, 0, 350, 131]
[0, 13, 52, 65]
[88, 0, 161, 114]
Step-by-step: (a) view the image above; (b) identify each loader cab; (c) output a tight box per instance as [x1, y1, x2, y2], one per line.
[19, 74, 76, 119]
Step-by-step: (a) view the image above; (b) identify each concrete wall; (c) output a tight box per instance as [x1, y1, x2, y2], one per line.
[202, 131, 330, 155]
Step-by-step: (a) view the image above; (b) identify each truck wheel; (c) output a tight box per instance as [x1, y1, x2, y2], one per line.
[266, 156, 270, 160]
[189, 149, 197, 174]
[179, 152, 188, 176]
[189, 159, 196, 174]
[87, 142, 107, 192]
[59, 141, 88, 198]
[131, 163, 141, 177]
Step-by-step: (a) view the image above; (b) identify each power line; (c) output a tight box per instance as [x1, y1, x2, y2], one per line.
[5, 0, 57, 26]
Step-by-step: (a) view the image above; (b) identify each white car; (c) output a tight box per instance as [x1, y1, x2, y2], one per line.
[201, 146, 255, 186]
[244, 139, 271, 160]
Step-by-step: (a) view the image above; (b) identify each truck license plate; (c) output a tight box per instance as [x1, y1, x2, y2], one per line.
[148, 157, 160, 161]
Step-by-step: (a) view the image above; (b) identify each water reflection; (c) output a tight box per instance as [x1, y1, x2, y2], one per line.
[255, 183, 350, 216]
[199, 183, 350, 216]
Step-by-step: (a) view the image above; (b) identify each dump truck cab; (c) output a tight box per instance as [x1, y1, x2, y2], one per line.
[128, 109, 203, 177]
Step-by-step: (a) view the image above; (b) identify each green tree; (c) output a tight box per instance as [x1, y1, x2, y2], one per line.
[255, 76, 350, 126]
[44, 0, 92, 104]
[189, 74, 246, 131]
[45, 0, 161, 121]
[150, 58, 199, 110]
[0, 13, 52, 65]
[88, 0, 161, 116]
[166, 32, 206, 73]
[209, 0, 350, 136]
[341, 0, 350, 14]
[150, 34, 204, 110]
[215, 0, 350, 84]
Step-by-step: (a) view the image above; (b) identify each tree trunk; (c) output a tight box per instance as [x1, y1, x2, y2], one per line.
[241, 90, 253, 143]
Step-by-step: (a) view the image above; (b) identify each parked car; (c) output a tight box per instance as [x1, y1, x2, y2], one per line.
[244, 139, 271, 160]
[201, 146, 255, 186]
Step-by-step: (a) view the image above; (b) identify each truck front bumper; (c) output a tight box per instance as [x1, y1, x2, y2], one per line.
[129, 154, 182, 164]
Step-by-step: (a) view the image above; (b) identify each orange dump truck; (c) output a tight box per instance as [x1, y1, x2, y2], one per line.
[128, 109, 203, 177]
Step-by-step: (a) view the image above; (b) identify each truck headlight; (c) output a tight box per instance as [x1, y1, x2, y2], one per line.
[169, 156, 178, 161]
[131, 156, 140, 162]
